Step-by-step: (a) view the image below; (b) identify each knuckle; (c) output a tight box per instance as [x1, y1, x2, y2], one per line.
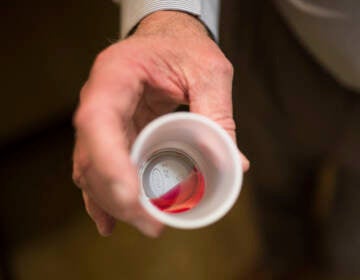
[79, 82, 89, 102]
[73, 104, 98, 130]
[218, 58, 234, 76]
[93, 46, 116, 69]
[91, 44, 128, 81]
[92, 43, 132, 75]
[205, 51, 233, 77]
[72, 169, 85, 189]
[72, 148, 83, 189]
[72, 158, 90, 189]
[73, 84, 99, 130]
[73, 107, 86, 129]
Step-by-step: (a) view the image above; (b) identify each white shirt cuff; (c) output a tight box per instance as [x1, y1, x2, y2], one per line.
[114, 0, 220, 41]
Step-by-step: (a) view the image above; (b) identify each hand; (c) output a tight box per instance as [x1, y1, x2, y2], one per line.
[73, 11, 249, 238]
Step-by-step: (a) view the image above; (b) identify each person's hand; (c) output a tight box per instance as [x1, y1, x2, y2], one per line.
[72, 11, 249, 238]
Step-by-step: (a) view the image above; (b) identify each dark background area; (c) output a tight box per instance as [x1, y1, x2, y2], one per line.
[0, 1, 260, 280]
[1, 0, 118, 238]
[1, 0, 117, 146]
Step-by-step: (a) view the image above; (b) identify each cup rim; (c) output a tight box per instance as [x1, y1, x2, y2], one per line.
[131, 112, 243, 229]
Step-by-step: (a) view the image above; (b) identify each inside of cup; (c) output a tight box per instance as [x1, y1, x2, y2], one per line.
[139, 148, 204, 213]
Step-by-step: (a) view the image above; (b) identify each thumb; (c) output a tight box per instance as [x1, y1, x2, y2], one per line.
[188, 59, 250, 171]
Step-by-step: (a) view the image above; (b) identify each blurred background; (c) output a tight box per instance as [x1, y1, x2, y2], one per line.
[0, 1, 261, 279]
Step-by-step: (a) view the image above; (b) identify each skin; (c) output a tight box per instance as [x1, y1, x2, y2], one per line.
[72, 11, 249, 238]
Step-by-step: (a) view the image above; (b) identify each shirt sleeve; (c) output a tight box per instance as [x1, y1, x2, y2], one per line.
[113, 0, 220, 41]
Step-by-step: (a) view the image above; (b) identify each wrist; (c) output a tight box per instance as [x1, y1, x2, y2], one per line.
[133, 10, 209, 39]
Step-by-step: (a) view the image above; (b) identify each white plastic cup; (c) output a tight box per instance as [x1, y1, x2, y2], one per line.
[131, 112, 243, 229]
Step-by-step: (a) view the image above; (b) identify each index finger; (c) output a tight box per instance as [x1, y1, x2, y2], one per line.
[73, 48, 158, 227]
